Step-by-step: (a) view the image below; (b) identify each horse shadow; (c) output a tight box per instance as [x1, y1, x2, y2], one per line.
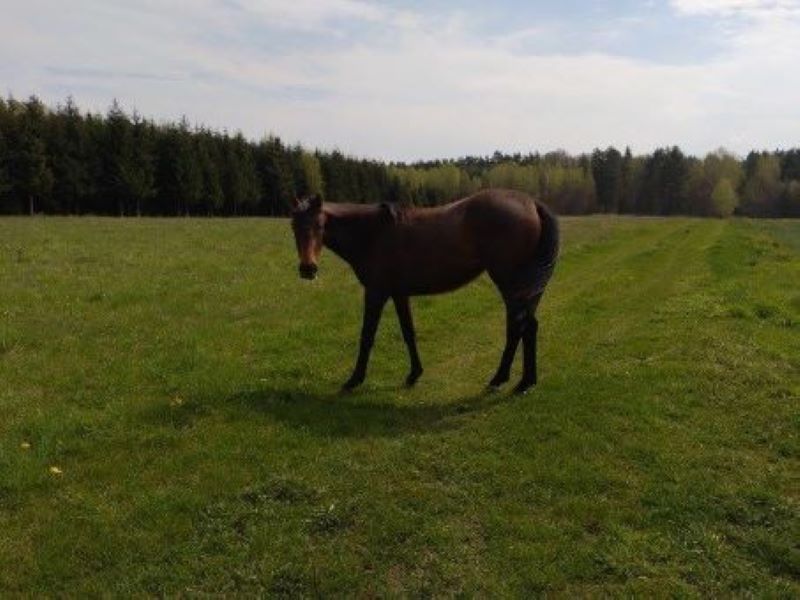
[222, 384, 511, 439]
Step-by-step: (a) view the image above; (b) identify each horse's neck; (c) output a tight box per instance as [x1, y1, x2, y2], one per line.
[323, 206, 379, 268]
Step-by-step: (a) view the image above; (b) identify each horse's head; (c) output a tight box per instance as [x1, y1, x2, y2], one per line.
[290, 194, 325, 280]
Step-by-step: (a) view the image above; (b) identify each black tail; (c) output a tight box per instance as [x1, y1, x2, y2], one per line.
[511, 201, 560, 302]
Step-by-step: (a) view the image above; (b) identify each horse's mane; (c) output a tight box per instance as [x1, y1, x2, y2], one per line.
[324, 201, 415, 225]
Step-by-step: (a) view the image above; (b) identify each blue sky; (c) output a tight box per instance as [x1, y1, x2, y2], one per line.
[2, 0, 799, 160]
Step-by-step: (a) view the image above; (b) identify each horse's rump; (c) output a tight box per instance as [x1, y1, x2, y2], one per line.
[517, 200, 560, 300]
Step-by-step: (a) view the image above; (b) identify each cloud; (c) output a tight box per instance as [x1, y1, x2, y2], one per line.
[1, 1, 799, 160]
[230, 0, 388, 31]
[670, 0, 800, 17]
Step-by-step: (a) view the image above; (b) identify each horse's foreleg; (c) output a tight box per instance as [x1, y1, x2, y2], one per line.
[393, 295, 423, 386]
[343, 288, 388, 390]
[489, 302, 525, 388]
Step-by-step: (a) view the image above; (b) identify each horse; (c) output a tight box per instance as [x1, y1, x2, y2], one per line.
[290, 188, 559, 394]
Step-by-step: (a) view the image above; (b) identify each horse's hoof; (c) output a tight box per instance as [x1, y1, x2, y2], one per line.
[512, 380, 536, 395]
[405, 368, 423, 387]
[341, 377, 364, 392]
[488, 375, 509, 389]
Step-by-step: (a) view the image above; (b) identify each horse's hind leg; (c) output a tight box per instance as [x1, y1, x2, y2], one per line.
[488, 299, 526, 388]
[513, 293, 543, 395]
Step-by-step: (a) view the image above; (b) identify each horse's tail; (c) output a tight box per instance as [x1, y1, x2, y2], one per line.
[512, 200, 560, 302]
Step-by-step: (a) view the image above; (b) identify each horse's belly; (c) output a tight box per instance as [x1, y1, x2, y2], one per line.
[407, 266, 483, 295]
[370, 260, 483, 295]
[365, 223, 485, 294]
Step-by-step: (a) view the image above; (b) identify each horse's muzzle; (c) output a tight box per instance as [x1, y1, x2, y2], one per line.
[299, 263, 318, 280]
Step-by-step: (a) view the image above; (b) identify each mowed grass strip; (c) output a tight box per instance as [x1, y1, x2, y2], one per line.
[0, 216, 798, 596]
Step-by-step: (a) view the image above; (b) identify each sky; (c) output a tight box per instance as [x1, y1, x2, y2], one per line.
[2, 0, 799, 161]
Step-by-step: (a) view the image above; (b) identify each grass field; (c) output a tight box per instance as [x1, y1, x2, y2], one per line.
[1, 215, 798, 596]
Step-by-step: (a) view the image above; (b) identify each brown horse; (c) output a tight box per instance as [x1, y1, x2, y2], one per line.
[290, 188, 559, 394]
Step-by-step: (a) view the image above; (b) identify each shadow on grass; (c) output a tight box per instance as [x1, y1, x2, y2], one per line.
[221, 384, 512, 439]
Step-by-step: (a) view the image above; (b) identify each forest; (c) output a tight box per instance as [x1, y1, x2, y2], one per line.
[1, 95, 799, 218]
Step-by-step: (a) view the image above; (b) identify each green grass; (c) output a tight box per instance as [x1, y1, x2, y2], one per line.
[1, 215, 798, 596]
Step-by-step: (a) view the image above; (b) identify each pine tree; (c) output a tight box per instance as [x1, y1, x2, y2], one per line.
[125, 111, 157, 216]
[196, 131, 224, 215]
[81, 113, 106, 214]
[320, 150, 356, 203]
[154, 126, 181, 215]
[236, 134, 261, 215]
[152, 120, 202, 216]
[255, 136, 294, 215]
[662, 147, 690, 214]
[104, 100, 133, 215]
[49, 96, 92, 214]
[780, 149, 800, 181]
[639, 147, 689, 215]
[12, 97, 54, 215]
[220, 134, 240, 215]
[783, 180, 800, 217]
[175, 117, 203, 216]
[619, 147, 636, 214]
[0, 99, 11, 211]
[591, 147, 623, 213]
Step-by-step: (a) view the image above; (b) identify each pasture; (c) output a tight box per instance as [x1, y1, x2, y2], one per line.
[1, 215, 798, 595]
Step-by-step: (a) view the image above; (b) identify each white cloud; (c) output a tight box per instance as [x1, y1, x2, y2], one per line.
[1, 1, 799, 160]
[232, 0, 388, 31]
[670, 0, 800, 17]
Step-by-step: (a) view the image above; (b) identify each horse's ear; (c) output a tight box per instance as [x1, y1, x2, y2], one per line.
[379, 202, 398, 225]
[309, 194, 323, 211]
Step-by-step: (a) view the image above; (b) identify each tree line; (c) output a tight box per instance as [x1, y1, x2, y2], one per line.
[1, 95, 799, 217]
